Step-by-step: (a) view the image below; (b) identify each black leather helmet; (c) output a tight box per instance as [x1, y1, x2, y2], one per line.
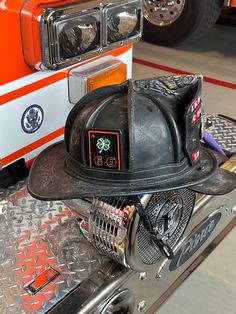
[28, 75, 236, 200]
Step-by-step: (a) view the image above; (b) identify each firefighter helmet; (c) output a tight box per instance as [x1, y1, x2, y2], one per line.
[28, 75, 236, 200]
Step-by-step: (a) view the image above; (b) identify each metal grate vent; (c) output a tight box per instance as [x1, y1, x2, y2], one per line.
[89, 197, 135, 265]
[138, 189, 195, 264]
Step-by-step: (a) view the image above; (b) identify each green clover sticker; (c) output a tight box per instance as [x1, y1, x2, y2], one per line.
[96, 138, 111, 153]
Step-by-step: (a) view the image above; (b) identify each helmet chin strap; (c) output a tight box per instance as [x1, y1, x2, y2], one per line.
[133, 196, 174, 260]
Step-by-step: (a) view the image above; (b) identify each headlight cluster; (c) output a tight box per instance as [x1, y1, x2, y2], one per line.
[21, 0, 142, 70]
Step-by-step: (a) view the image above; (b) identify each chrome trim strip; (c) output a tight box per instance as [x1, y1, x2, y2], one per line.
[224, 0, 232, 6]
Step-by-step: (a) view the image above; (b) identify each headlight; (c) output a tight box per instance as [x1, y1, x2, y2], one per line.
[57, 14, 100, 61]
[43, 10, 102, 69]
[21, 0, 142, 70]
[105, 1, 141, 45]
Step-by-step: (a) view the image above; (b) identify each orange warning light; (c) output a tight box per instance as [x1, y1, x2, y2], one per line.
[87, 63, 127, 92]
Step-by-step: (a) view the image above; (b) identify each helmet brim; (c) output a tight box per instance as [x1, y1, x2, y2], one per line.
[27, 141, 236, 200]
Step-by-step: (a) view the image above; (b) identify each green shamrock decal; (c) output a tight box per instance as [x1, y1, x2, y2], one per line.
[96, 138, 111, 153]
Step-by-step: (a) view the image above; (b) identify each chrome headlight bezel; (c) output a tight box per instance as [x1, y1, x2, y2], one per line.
[21, 0, 142, 71]
[40, 7, 103, 70]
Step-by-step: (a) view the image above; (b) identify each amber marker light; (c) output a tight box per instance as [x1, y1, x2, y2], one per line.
[87, 63, 127, 92]
[68, 55, 128, 104]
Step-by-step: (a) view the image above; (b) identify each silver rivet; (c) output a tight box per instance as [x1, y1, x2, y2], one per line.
[138, 300, 147, 312]
[156, 273, 162, 280]
[232, 205, 236, 214]
[139, 272, 147, 281]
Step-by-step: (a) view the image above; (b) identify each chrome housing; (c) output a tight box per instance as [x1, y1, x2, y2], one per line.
[79, 189, 195, 272]
[37, 0, 142, 70]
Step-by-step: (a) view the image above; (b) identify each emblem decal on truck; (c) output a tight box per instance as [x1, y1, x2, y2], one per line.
[21, 105, 44, 133]
[169, 212, 221, 271]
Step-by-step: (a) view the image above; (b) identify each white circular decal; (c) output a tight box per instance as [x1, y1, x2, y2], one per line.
[21, 105, 44, 134]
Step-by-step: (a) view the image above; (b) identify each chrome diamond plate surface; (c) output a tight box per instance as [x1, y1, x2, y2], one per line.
[0, 182, 105, 314]
[204, 114, 236, 152]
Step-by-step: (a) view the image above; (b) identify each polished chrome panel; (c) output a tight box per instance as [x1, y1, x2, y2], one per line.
[204, 113, 236, 153]
[0, 183, 108, 313]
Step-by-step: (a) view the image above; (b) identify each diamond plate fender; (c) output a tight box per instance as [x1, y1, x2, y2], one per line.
[0, 182, 112, 314]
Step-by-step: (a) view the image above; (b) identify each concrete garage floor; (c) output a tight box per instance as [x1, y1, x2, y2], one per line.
[132, 23, 236, 314]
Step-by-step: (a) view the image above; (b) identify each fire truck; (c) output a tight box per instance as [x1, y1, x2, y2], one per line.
[0, 0, 142, 188]
[0, 1, 236, 314]
[143, 0, 236, 46]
